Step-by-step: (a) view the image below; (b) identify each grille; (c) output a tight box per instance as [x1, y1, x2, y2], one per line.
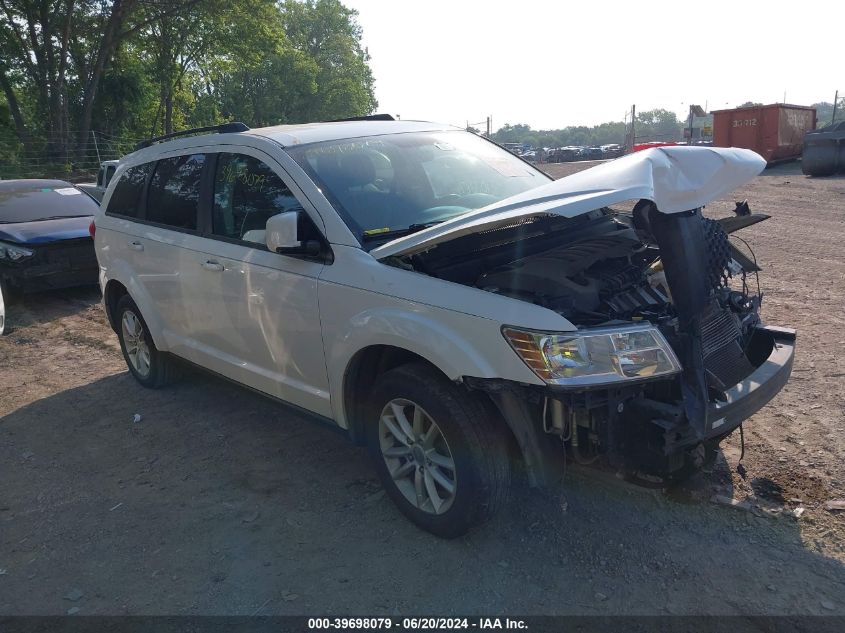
[37, 239, 97, 270]
[700, 302, 755, 390]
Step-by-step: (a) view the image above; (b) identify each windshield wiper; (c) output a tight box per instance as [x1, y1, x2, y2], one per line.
[361, 220, 445, 242]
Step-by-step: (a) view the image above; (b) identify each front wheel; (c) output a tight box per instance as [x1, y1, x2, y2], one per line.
[366, 363, 511, 538]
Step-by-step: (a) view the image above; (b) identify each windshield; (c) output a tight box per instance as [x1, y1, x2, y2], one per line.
[288, 131, 549, 242]
[0, 181, 99, 223]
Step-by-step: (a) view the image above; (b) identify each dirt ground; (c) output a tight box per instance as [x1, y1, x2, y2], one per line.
[1, 161, 844, 616]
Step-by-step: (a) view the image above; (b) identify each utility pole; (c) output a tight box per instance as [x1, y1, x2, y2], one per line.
[486, 116, 491, 137]
[833, 90, 839, 124]
[688, 105, 694, 144]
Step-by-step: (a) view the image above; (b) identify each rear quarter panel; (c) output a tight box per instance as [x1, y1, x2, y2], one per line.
[94, 215, 169, 348]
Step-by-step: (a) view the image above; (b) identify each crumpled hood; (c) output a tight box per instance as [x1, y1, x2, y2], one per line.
[0, 216, 93, 245]
[371, 146, 766, 259]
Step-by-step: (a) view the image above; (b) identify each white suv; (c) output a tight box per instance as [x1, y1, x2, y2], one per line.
[94, 118, 795, 537]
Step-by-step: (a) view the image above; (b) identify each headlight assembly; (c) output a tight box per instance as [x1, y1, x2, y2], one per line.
[0, 241, 34, 261]
[503, 324, 682, 387]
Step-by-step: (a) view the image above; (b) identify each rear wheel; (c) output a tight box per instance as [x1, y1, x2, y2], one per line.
[115, 295, 177, 388]
[366, 363, 511, 538]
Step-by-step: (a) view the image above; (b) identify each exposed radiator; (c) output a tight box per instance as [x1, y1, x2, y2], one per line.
[700, 302, 755, 390]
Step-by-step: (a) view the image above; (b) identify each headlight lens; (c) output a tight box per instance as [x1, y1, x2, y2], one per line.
[0, 241, 34, 261]
[503, 324, 681, 386]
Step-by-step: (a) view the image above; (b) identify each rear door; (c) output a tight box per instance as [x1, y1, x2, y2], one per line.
[127, 152, 211, 358]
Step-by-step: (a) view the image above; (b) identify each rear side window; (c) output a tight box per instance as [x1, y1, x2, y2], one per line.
[147, 154, 205, 230]
[212, 153, 305, 244]
[106, 164, 151, 219]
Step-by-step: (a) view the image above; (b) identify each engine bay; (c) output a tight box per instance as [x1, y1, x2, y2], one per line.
[405, 204, 763, 342]
[475, 225, 670, 325]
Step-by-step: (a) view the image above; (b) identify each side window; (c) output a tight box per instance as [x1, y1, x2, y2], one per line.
[105, 163, 152, 219]
[212, 153, 305, 244]
[105, 166, 116, 187]
[147, 154, 205, 230]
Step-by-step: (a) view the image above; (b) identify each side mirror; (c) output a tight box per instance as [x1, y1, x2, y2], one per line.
[265, 211, 323, 258]
[265, 211, 300, 251]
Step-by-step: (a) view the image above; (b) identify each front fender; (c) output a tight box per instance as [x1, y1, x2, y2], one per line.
[321, 301, 544, 429]
[340, 306, 500, 379]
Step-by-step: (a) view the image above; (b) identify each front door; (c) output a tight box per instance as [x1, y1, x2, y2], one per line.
[187, 150, 331, 418]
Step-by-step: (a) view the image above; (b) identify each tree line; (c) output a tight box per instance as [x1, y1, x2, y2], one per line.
[491, 102, 838, 148]
[490, 109, 684, 149]
[0, 0, 376, 173]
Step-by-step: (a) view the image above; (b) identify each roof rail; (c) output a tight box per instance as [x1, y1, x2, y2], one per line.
[329, 114, 395, 122]
[135, 121, 250, 151]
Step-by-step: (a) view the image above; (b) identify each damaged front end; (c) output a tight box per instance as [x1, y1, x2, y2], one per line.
[436, 202, 792, 480]
[547, 202, 794, 480]
[375, 147, 795, 482]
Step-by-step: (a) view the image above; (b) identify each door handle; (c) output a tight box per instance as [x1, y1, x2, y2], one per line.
[129, 241, 144, 252]
[201, 260, 224, 272]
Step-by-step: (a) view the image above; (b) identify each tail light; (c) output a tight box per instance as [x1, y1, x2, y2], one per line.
[89, 220, 96, 237]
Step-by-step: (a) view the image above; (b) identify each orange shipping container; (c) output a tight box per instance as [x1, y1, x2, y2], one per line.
[712, 104, 816, 164]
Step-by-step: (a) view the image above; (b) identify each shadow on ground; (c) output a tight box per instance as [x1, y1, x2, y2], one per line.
[2, 366, 844, 616]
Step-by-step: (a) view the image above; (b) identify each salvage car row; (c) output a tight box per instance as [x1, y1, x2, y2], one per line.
[1, 118, 795, 537]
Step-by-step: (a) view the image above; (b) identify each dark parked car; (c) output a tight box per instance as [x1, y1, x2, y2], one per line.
[578, 147, 604, 161]
[0, 179, 100, 333]
[548, 147, 579, 163]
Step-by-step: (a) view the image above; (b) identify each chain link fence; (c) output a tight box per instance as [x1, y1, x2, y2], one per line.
[0, 130, 140, 182]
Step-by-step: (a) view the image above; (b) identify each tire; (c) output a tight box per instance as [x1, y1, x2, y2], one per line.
[366, 363, 511, 538]
[0, 278, 7, 336]
[115, 295, 178, 388]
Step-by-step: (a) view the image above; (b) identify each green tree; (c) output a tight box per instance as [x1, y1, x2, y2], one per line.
[0, 0, 378, 174]
[493, 124, 534, 144]
[491, 121, 629, 148]
[206, 0, 376, 126]
[811, 101, 844, 127]
[280, 0, 376, 120]
[635, 109, 681, 142]
[135, 0, 282, 136]
[0, 0, 200, 156]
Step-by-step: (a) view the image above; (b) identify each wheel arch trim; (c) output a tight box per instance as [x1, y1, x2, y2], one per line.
[100, 264, 167, 351]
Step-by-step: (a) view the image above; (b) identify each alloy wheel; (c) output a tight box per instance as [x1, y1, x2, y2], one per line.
[121, 310, 151, 377]
[378, 398, 457, 515]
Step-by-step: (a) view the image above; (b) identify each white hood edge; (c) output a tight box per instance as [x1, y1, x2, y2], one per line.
[370, 145, 766, 260]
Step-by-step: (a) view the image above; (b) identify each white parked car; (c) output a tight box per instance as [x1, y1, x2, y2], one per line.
[77, 159, 120, 202]
[93, 118, 795, 537]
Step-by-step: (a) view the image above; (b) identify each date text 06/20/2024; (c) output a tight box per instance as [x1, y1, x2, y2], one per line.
[307, 617, 528, 630]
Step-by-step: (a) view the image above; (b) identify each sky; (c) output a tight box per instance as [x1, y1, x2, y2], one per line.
[343, 0, 842, 131]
